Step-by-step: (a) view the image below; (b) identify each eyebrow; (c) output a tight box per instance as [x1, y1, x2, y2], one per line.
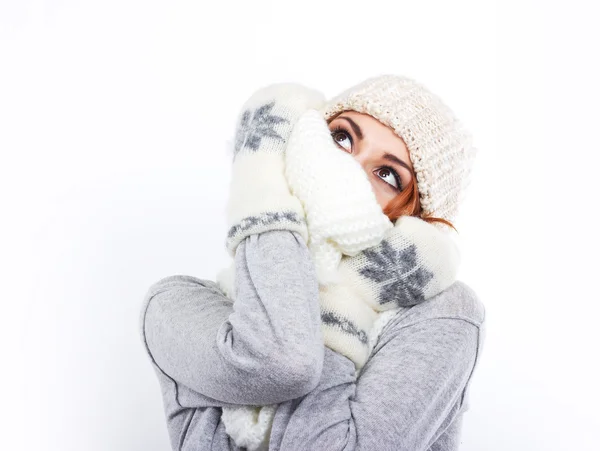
[337, 115, 412, 173]
[338, 115, 364, 140]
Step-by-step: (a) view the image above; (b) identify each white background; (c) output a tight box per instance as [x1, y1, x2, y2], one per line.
[1, 0, 598, 450]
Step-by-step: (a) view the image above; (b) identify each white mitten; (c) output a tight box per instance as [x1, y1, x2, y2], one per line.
[284, 109, 394, 285]
[224, 84, 326, 257]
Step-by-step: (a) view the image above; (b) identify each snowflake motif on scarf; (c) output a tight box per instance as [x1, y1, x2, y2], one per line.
[359, 240, 435, 307]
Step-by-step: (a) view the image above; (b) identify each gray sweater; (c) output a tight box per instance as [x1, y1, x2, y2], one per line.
[139, 230, 486, 450]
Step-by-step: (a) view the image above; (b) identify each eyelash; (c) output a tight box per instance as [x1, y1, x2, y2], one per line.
[330, 125, 403, 192]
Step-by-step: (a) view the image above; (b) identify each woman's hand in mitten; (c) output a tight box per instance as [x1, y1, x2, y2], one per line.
[319, 215, 462, 370]
[224, 83, 326, 257]
[284, 109, 394, 284]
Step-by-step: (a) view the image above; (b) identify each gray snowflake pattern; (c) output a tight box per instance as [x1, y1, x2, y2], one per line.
[227, 210, 305, 240]
[234, 101, 289, 155]
[358, 240, 435, 307]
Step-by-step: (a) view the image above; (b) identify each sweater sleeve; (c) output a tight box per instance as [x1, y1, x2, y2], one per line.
[139, 230, 325, 406]
[270, 317, 483, 451]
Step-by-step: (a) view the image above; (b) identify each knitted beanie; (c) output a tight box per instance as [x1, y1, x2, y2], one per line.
[317, 74, 477, 229]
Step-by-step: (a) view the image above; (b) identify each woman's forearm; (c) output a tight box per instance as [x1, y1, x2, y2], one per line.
[271, 316, 482, 450]
[139, 230, 325, 406]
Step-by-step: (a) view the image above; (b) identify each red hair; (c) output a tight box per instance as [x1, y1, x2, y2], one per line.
[382, 173, 457, 233]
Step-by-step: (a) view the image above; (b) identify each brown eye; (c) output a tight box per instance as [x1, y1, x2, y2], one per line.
[332, 132, 345, 143]
[376, 167, 403, 192]
[330, 126, 352, 151]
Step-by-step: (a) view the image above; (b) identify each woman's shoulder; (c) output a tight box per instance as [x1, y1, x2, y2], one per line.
[385, 279, 486, 334]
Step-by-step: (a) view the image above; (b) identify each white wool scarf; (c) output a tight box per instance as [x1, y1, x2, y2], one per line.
[215, 109, 462, 451]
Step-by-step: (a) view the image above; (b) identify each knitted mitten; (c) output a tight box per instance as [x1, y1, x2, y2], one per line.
[284, 109, 395, 285]
[224, 83, 326, 257]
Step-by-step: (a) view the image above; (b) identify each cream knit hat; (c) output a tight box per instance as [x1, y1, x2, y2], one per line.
[317, 74, 477, 229]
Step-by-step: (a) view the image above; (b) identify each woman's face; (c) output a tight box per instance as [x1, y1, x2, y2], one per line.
[327, 111, 413, 211]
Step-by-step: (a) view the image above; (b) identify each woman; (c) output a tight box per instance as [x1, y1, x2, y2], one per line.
[139, 75, 486, 450]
